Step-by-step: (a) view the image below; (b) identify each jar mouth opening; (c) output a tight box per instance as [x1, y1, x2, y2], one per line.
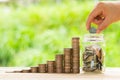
[83, 34, 104, 42]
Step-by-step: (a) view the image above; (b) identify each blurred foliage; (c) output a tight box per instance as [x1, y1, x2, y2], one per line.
[0, 1, 119, 67]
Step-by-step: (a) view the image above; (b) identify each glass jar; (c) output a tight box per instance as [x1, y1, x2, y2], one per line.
[82, 34, 105, 73]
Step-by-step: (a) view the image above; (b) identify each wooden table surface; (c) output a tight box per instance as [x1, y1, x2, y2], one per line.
[0, 67, 120, 80]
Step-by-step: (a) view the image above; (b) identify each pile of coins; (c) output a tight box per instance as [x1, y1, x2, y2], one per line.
[10, 37, 80, 74]
[47, 61, 55, 73]
[22, 70, 30, 73]
[82, 45, 104, 72]
[38, 64, 47, 73]
[55, 54, 63, 73]
[64, 48, 72, 73]
[31, 67, 38, 73]
[72, 38, 80, 73]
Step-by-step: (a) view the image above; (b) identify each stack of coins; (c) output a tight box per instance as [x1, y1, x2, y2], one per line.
[47, 61, 55, 73]
[64, 48, 72, 73]
[13, 71, 22, 73]
[72, 37, 80, 73]
[22, 70, 30, 73]
[9, 37, 81, 74]
[38, 64, 47, 73]
[31, 67, 38, 73]
[55, 54, 63, 73]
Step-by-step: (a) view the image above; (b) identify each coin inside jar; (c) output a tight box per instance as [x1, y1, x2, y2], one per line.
[82, 45, 103, 72]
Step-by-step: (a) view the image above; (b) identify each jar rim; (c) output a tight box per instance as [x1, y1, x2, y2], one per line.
[83, 34, 104, 42]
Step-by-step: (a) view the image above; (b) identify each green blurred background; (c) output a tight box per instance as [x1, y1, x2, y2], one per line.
[0, 0, 119, 67]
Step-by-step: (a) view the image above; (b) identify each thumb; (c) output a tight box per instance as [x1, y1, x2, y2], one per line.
[96, 18, 109, 33]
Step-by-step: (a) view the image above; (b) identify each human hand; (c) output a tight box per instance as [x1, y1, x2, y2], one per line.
[86, 1, 120, 33]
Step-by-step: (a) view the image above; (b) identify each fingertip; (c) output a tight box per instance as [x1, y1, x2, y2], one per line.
[86, 24, 88, 30]
[86, 25, 89, 30]
[96, 29, 101, 34]
[86, 25, 90, 31]
[86, 21, 91, 30]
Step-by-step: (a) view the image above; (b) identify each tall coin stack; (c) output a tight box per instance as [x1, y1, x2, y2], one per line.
[64, 48, 72, 73]
[47, 61, 55, 73]
[55, 54, 63, 73]
[72, 37, 80, 73]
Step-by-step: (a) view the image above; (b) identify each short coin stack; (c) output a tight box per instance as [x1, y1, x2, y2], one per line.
[22, 70, 30, 73]
[31, 67, 38, 73]
[72, 37, 80, 73]
[38, 64, 47, 73]
[10, 37, 80, 74]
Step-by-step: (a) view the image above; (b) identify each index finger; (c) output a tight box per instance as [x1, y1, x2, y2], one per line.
[86, 8, 102, 30]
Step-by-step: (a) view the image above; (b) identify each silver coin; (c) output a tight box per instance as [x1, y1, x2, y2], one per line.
[89, 27, 96, 33]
